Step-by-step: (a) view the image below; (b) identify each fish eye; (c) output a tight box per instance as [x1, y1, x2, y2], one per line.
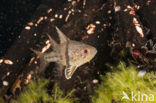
[84, 49, 88, 53]
[81, 48, 89, 55]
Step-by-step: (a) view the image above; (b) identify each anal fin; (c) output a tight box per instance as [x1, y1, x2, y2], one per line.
[39, 57, 49, 73]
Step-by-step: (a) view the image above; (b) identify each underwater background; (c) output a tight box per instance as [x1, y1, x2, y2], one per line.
[0, 0, 156, 103]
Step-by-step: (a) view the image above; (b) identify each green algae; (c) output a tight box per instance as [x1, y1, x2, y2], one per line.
[10, 78, 78, 103]
[92, 62, 156, 103]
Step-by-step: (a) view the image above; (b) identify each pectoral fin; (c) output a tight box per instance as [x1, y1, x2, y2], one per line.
[64, 65, 78, 79]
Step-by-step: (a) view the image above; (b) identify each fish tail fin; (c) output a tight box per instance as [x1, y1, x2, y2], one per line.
[30, 48, 49, 73]
[30, 48, 42, 57]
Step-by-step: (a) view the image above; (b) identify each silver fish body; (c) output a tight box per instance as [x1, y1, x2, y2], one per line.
[67, 40, 97, 67]
[31, 27, 97, 79]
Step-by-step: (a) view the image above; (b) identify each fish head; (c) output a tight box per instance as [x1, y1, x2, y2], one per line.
[69, 41, 97, 66]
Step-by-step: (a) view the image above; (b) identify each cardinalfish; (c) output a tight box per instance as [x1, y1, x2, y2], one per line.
[31, 27, 97, 79]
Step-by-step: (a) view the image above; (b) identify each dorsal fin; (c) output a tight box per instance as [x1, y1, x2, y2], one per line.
[55, 26, 69, 44]
[46, 34, 58, 50]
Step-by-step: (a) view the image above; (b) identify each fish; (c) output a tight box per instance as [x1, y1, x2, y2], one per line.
[31, 27, 97, 79]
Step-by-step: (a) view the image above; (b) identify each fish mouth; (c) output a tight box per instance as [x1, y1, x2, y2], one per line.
[87, 48, 97, 63]
[94, 49, 98, 56]
[92, 47, 97, 57]
[89, 47, 97, 61]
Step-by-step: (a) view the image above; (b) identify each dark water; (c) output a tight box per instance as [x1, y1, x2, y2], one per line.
[0, 0, 155, 102]
[0, 0, 41, 57]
